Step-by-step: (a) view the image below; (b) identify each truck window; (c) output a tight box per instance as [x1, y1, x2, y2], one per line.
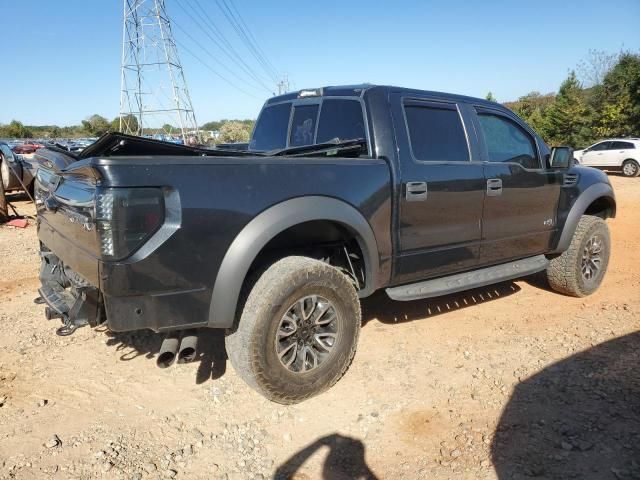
[404, 104, 469, 162]
[477, 113, 539, 169]
[289, 104, 319, 147]
[249, 103, 291, 151]
[316, 100, 366, 144]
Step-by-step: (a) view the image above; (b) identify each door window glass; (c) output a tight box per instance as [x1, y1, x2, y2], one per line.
[590, 142, 611, 151]
[610, 141, 635, 150]
[477, 113, 539, 169]
[404, 104, 469, 162]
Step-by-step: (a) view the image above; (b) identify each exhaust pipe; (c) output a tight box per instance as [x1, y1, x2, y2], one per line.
[157, 333, 180, 368]
[177, 330, 198, 364]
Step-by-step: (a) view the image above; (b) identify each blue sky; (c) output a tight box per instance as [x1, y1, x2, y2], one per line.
[1, 0, 638, 126]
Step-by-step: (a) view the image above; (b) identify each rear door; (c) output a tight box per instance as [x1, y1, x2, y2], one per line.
[609, 141, 636, 167]
[474, 107, 562, 265]
[390, 93, 485, 285]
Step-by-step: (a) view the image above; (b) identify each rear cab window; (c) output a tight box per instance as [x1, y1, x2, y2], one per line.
[289, 104, 319, 147]
[316, 99, 366, 143]
[251, 98, 368, 154]
[249, 102, 292, 151]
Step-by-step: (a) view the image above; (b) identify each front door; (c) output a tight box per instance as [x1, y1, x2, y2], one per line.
[474, 107, 562, 265]
[581, 141, 612, 167]
[390, 94, 485, 285]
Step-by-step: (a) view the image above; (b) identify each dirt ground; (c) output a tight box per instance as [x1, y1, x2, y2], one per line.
[0, 176, 638, 480]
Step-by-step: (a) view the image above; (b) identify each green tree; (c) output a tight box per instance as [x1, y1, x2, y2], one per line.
[217, 121, 251, 143]
[109, 114, 140, 134]
[82, 115, 110, 136]
[6, 120, 33, 138]
[201, 120, 223, 131]
[505, 91, 556, 140]
[50, 126, 62, 138]
[544, 71, 592, 147]
[592, 53, 640, 138]
[485, 91, 497, 102]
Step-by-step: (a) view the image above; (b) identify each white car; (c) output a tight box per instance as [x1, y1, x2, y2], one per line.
[574, 138, 640, 177]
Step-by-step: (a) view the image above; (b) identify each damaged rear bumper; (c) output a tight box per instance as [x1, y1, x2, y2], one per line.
[38, 250, 103, 335]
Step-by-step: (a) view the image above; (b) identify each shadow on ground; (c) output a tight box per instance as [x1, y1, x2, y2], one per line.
[492, 331, 640, 479]
[361, 280, 521, 325]
[98, 279, 525, 383]
[274, 433, 378, 480]
[100, 327, 227, 384]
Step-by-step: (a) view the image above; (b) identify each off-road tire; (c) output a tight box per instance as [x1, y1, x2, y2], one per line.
[546, 215, 610, 297]
[225, 256, 361, 404]
[621, 159, 640, 177]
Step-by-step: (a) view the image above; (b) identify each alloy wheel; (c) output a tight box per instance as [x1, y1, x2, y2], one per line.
[581, 234, 603, 281]
[275, 295, 339, 373]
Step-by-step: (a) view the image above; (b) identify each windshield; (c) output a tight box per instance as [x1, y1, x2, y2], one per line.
[250, 98, 367, 154]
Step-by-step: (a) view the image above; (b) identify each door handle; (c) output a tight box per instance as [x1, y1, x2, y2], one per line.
[486, 178, 502, 197]
[405, 181, 427, 201]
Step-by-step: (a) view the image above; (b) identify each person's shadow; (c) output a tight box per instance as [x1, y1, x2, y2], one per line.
[274, 434, 378, 480]
[492, 331, 640, 479]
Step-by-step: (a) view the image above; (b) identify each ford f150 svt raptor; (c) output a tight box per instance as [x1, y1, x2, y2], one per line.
[34, 85, 616, 403]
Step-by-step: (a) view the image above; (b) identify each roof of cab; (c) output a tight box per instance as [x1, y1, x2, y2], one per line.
[264, 84, 499, 108]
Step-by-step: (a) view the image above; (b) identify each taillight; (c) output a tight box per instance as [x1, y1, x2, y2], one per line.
[95, 188, 164, 260]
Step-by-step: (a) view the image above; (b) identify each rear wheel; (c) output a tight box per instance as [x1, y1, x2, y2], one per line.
[225, 256, 361, 404]
[1, 157, 21, 190]
[622, 159, 640, 177]
[546, 215, 610, 297]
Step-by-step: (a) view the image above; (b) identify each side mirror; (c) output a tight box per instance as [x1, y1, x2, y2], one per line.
[550, 146, 574, 169]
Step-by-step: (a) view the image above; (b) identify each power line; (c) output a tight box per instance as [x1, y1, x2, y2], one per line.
[173, 19, 272, 95]
[214, 0, 279, 83]
[173, 0, 274, 93]
[176, 39, 264, 100]
[225, 0, 280, 79]
[187, 0, 274, 87]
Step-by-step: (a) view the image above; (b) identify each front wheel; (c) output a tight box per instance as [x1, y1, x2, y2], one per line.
[225, 256, 361, 404]
[622, 159, 640, 177]
[546, 215, 610, 297]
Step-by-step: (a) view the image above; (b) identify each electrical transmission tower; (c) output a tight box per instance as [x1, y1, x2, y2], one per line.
[119, 0, 199, 142]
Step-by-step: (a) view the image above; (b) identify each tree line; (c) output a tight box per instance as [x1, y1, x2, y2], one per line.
[0, 115, 255, 144]
[2, 50, 637, 148]
[498, 51, 639, 148]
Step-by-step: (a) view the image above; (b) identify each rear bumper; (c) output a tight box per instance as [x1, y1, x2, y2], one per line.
[38, 227, 211, 333]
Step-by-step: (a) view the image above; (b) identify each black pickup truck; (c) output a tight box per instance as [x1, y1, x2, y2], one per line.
[34, 85, 616, 403]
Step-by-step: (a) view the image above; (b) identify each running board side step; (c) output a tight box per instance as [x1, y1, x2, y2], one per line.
[386, 255, 549, 301]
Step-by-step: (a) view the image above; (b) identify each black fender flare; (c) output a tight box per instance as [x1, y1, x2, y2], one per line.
[207, 196, 380, 328]
[552, 182, 616, 254]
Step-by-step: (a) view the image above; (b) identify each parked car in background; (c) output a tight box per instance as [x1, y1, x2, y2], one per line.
[0, 141, 37, 194]
[12, 141, 44, 154]
[574, 138, 640, 177]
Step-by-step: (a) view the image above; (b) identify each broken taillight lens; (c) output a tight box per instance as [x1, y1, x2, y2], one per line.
[95, 188, 165, 260]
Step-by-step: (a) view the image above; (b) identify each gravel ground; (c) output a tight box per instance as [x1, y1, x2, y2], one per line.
[0, 176, 638, 480]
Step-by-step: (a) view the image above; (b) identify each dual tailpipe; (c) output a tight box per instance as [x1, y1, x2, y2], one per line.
[157, 329, 198, 368]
